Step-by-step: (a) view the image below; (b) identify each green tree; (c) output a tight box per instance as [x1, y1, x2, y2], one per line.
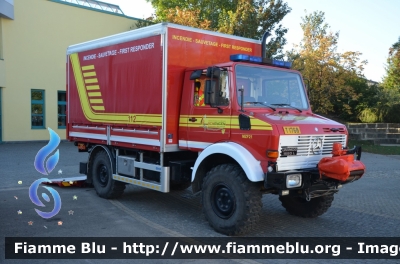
[349, 38, 400, 123]
[382, 37, 400, 90]
[287, 11, 367, 117]
[352, 79, 380, 123]
[164, 7, 212, 29]
[364, 37, 400, 123]
[146, 0, 236, 28]
[145, 0, 291, 58]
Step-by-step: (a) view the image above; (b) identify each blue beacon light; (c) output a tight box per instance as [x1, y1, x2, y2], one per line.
[230, 54, 292, 69]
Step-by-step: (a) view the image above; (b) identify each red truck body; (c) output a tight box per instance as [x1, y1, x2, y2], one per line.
[67, 25, 260, 152]
[66, 23, 365, 235]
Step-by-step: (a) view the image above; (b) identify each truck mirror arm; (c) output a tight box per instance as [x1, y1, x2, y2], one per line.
[347, 145, 362, 161]
[208, 99, 224, 114]
[215, 106, 223, 114]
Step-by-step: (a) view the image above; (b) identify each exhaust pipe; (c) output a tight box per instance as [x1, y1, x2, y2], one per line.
[261, 31, 271, 59]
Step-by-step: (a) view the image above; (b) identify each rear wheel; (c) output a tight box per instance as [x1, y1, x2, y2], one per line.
[279, 194, 334, 218]
[202, 164, 262, 236]
[92, 150, 125, 199]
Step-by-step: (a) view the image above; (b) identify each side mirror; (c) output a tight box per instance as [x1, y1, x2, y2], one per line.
[205, 80, 217, 105]
[206, 67, 220, 78]
[190, 70, 203, 80]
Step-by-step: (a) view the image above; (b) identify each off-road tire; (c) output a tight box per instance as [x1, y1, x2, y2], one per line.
[202, 164, 262, 236]
[279, 194, 334, 218]
[92, 150, 125, 199]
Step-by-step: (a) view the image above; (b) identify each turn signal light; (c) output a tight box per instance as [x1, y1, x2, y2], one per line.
[267, 150, 279, 159]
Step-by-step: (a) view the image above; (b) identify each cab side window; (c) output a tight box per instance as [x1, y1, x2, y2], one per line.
[194, 78, 206, 107]
[218, 71, 230, 106]
[192, 69, 230, 107]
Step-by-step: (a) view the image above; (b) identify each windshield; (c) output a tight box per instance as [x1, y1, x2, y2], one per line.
[235, 65, 309, 110]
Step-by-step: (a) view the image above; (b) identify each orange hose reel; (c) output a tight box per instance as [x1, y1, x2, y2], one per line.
[318, 142, 366, 181]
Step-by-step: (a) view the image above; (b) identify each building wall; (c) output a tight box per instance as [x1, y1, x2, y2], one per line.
[0, 17, 5, 86]
[1, 0, 138, 141]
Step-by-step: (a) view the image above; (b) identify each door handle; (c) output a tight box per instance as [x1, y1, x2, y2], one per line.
[189, 117, 197, 122]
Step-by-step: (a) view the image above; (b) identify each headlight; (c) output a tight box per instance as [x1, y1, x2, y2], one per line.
[286, 174, 302, 188]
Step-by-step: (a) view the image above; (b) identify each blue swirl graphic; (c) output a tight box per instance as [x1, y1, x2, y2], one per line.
[29, 178, 62, 219]
[34, 128, 60, 175]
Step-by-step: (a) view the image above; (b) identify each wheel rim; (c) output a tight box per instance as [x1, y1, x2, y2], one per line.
[96, 164, 109, 187]
[211, 183, 236, 219]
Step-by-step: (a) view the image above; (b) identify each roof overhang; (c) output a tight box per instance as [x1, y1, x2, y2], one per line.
[0, 0, 14, 20]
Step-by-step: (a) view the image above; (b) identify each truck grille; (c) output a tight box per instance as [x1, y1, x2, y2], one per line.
[277, 134, 347, 171]
[295, 135, 346, 156]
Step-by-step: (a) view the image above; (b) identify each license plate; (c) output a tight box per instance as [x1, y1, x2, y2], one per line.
[283, 126, 301, 134]
[281, 147, 298, 156]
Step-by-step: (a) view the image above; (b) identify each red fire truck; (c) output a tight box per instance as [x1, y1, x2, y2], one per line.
[66, 23, 365, 235]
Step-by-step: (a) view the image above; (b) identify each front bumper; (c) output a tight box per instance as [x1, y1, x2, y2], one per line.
[264, 168, 364, 191]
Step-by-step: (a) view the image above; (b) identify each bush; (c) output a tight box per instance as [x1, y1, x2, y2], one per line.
[383, 104, 400, 123]
[358, 108, 378, 123]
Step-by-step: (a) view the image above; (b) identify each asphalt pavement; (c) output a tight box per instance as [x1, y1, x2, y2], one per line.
[1, 141, 400, 264]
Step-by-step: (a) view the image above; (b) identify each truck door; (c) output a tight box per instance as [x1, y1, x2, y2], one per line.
[185, 70, 231, 150]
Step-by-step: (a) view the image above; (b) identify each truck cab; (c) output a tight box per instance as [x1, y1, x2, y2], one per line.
[178, 54, 364, 234]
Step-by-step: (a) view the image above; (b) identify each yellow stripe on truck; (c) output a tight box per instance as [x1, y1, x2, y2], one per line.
[86, 85, 100, 90]
[84, 78, 98, 84]
[83, 72, 96, 77]
[179, 115, 272, 130]
[70, 53, 162, 125]
[88, 92, 102, 97]
[89, 99, 104, 104]
[92, 106, 105, 111]
[231, 117, 273, 130]
[81, 65, 95, 71]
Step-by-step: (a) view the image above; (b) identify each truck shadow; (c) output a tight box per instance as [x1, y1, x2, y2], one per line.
[113, 185, 375, 237]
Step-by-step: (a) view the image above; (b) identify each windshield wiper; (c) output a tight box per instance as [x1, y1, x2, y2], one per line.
[270, 103, 302, 113]
[245, 102, 276, 111]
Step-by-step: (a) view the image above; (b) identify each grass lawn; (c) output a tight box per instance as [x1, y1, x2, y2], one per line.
[348, 140, 400, 155]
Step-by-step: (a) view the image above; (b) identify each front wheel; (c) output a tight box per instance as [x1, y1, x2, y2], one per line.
[92, 150, 125, 199]
[202, 164, 262, 236]
[279, 194, 334, 218]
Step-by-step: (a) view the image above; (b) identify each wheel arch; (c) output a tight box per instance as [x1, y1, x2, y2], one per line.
[191, 142, 264, 193]
[87, 145, 115, 184]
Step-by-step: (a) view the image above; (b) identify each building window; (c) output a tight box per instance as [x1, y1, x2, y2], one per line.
[0, 18, 3, 59]
[58, 91, 66, 128]
[31, 90, 45, 129]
